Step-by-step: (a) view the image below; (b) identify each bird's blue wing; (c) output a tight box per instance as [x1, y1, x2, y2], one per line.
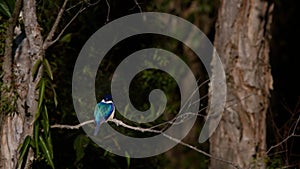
[93, 102, 114, 136]
[95, 102, 114, 120]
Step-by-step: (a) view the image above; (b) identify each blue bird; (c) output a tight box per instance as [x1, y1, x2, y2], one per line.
[93, 94, 115, 136]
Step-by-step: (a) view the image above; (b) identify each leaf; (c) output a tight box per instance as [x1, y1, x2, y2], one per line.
[42, 105, 49, 135]
[38, 78, 45, 109]
[6, 0, 15, 13]
[39, 136, 55, 169]
[59, 33, 72, 43]
[32, 59, 42, 80]
[34, 103, 41, 122]
[47, 134, 54, 159]
[125, 151, 131, 168]
[43, 58, 53, 80]
[17, 136, 31, 168]
[0, 1, 11, 18]
[51, 85, 58, 107]
[35, 77, 42, 90]
[34, 122, 39, 155]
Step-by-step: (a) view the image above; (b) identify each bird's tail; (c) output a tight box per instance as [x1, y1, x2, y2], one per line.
[94, 123, 101, 136]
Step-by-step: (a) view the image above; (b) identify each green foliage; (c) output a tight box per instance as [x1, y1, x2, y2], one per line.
[32, 58, 42, 81]
[125, 151, 131, 168]
[44, 58, 53, 80]
[0, 0, 15, 18]
[37, 78, 45, 109]
[32, 59, 56, 168]
[17, 136, 31, 168]
[36, 0, 59, 37]
[60, 33, 72, 43]
[265, 155, 283, 169]
[39, 135, 54, 168]
[18, 58, 56, 168]
[248, 156, 283, 169]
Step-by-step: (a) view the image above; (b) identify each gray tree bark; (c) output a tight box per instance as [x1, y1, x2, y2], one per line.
[0, 0, 43, 168]
[210, 0, 273, 168]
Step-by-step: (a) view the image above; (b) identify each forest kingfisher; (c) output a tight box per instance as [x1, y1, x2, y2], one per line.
[93, 94, 115, 136]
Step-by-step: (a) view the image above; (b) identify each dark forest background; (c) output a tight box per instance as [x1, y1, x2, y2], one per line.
[0, 0, 299, 168]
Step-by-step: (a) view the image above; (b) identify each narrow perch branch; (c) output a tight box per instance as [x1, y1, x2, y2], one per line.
[51, 120, 94, 129]
[50, 118, 240, 168]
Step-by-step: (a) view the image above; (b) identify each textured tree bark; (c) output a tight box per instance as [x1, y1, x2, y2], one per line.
[0, 0, 43, 168]
[209, 0, 273, 168]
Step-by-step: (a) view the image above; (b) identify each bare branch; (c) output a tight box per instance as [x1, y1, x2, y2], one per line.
[43, 0, 69, 50]
[105, 0, 110, 23]
[133, 0, 142, 13]
[87, 0, 102, 6]
[49, 6, 86, 47]
[266, 134, 300, 154]
[51, 120, 94, 129]
[292, 114, 300, 134]
[49, 77, 243, 168]
[66, 1, 84, 12]
[50, 118, 240, 168]
[159, 131, 241, 169]
[266, 113, 300, 155]
[44, 0, 103, 47]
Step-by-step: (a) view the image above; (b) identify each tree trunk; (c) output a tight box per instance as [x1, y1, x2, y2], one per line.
[0, 0, 43, 168]
[210, 0, 273, 168]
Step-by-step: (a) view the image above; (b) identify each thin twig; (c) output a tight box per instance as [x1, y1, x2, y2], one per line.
[66, 1, 83, 12]
[149, 79, 210, 129]
[105, 0, 110, 23]
[44, 0, 103, 48]
[133, 0, 142, 13]
[51, 120, 94, 129]
[43, 0, 69, 49]
[47, 6, 86, 48]
[112, 118, 240, 168]
[292, 114, 300, 134]
[266, 133, 300, 154]
[87, 0, 102, 7]
[159, 132, 241, 169]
